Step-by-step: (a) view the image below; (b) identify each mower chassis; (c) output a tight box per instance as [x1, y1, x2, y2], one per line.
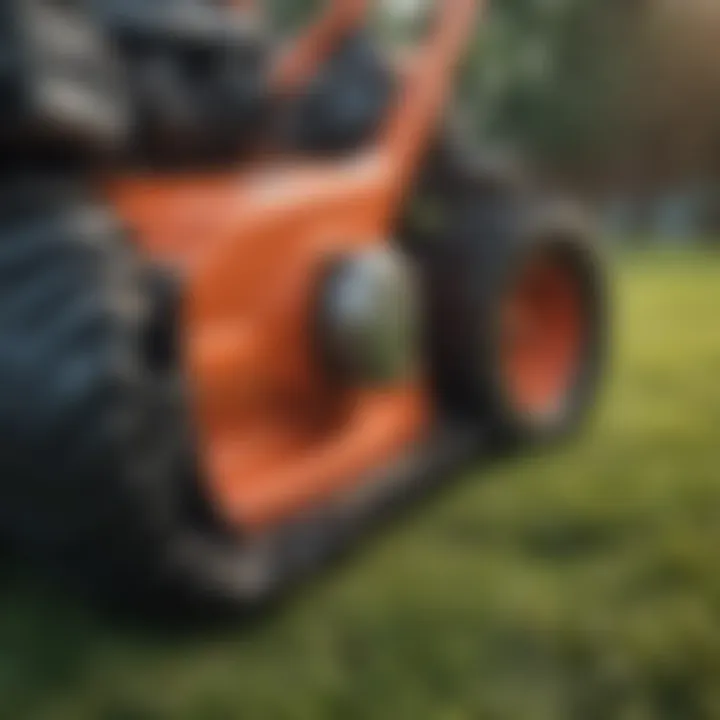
[193, 418, 481, 605]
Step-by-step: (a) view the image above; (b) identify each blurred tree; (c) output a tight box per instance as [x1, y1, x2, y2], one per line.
[467, 0, 720, 196]
[612, 0, 720, 191]
[463, 0, 644, 188]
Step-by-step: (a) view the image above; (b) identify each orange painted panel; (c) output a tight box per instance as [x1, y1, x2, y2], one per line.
[109, 0, 481, 530]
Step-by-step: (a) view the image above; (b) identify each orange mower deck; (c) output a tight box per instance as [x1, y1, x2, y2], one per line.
[110, 0, 481, 536]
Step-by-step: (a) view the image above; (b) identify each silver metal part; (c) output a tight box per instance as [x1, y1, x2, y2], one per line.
[320, 246, 420, 385]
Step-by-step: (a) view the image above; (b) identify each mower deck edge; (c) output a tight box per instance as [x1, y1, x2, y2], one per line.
[191, 419, 483, 606]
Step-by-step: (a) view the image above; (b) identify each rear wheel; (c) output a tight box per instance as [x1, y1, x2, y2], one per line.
[419, 174, 606, 449]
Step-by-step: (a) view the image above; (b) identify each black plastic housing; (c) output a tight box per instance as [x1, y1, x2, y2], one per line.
[98, 0, 270, 165]
[0, 0, 129, 162]
[285, 32, 395, 156]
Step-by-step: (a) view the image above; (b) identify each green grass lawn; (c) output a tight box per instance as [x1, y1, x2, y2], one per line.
[3, 251, 720, 720]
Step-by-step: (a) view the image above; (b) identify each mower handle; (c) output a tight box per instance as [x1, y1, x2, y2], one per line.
[272, 0, 370, 92]
[270, 0, 483, 219]
[271, 0, 484, 91]
[381, 0, 483, 218]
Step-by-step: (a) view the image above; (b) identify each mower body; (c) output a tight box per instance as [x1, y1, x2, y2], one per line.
[0, 0, 605, 606]
[111, 0, 479, 534]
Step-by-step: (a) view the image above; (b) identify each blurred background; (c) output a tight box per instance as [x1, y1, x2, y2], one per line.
[278, 0, 720, 243]
[2, 1, 720, 719]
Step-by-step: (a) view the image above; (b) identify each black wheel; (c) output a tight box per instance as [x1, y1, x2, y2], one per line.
[0, 179, 292, 611]
[413, 153, 607, 450]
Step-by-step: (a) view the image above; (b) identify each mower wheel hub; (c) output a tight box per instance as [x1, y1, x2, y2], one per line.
[318, 247, 420, 386]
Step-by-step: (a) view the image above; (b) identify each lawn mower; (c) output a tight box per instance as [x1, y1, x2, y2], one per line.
[0, 0, 606, 608]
